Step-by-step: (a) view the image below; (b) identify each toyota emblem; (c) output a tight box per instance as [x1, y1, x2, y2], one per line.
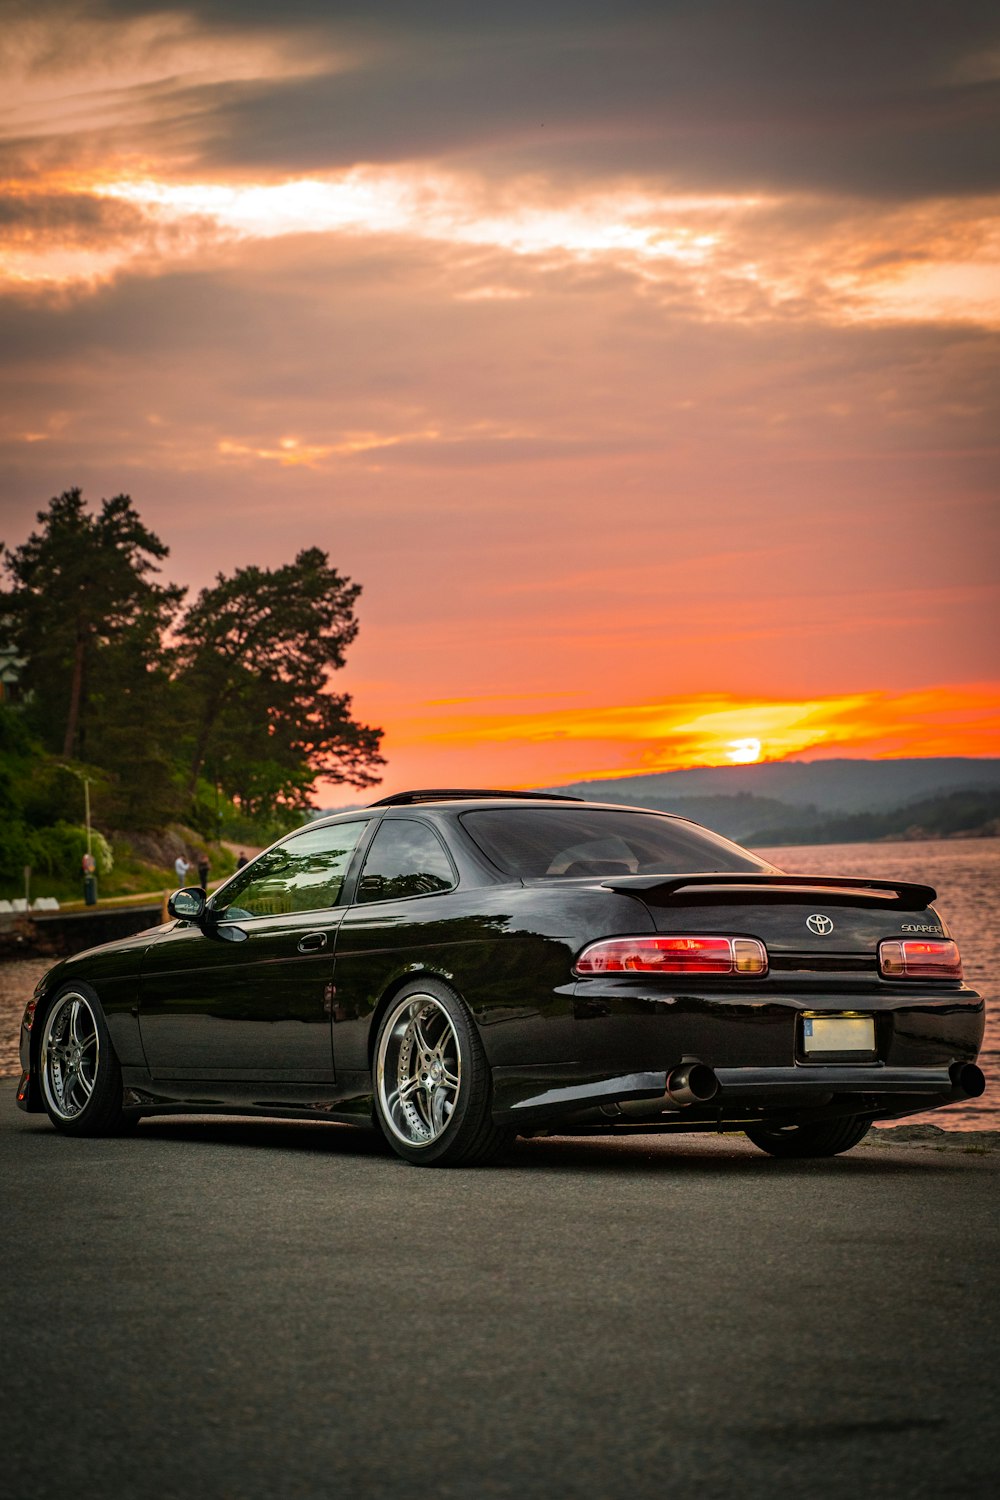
[806, 913, 834, 936]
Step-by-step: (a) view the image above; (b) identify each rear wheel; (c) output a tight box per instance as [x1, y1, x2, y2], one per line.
[374, 980, 510, 1167]
[39, 984, 133, 1136]
[744, 1115, 873, 1158]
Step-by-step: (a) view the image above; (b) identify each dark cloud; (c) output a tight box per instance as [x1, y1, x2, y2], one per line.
[1, 229, 996, 466]
[5, 1, 999, 197]
[0, 192, 150, 241]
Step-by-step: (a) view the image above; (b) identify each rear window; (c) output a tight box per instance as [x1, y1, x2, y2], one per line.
[460, 807, 772, 880]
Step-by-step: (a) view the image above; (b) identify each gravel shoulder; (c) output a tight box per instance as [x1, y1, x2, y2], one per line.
[0, 957, 50, 1076]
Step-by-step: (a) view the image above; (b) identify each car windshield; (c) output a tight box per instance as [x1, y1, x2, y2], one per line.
[460, 807, 774, 879]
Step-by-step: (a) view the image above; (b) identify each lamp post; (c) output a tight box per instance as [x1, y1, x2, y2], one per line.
[81, 775, 97, 905]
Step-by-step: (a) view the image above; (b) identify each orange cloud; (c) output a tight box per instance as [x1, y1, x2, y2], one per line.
[4, 167, 998, 330]
[354, 683, 1000, 797]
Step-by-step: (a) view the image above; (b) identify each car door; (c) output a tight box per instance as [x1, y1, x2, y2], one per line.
[330, 816, 463, 1073]
[139, 819, 372, 1080]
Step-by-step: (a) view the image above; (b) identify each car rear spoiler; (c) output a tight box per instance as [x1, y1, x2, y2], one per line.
[600, 873, 937, 910]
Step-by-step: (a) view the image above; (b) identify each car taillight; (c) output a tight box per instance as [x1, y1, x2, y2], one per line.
[21, 998, 37, 1030]
[879, 939, 963, 979]
[574, 935, 767, 976]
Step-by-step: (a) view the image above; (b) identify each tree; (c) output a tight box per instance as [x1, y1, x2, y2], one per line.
[1, 489, 183, 762]
[177, 547, 383, 816]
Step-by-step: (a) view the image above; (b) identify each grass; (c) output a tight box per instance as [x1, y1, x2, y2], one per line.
[5, 834, 238, 908]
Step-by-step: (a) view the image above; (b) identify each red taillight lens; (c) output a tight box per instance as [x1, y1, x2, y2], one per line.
[879, 939, 963, 979]
[574, 935, 767, 976]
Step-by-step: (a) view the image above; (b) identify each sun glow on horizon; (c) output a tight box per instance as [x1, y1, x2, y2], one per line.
[725, 737, 763, 764]
[345, 683, 1000, 800]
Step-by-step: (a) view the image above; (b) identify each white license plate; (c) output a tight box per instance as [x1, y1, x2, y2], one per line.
[802, 1015, 875, 1054]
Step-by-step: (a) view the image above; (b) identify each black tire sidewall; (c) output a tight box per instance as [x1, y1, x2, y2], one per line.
[745, 1115, 873, 1158]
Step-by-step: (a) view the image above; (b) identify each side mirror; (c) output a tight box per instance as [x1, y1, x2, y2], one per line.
[167, 886, 207, 923]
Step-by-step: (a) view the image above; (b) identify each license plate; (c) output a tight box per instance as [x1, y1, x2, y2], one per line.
[802, 1015, 875, 1054]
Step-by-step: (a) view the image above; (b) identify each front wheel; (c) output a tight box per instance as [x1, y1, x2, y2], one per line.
[744, 1115, 873, 1158]
[373, 980, 510, 1167]
[39, 984, 133, 1136]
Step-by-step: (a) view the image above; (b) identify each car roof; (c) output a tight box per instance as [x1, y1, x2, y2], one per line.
[368, 788, 584, 806]
[307, 790, 685, 829]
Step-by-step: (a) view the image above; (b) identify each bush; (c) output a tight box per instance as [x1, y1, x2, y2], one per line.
[32, 822, 114, 879]
[0, 821, 37, 881]
[21, 762, 94, 827]
[0, 703, 33, 757]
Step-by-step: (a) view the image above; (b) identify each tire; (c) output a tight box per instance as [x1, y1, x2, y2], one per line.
[373, 979, 511, 1167]
[744, 1115, 873, 1159]
[38, 983, 133, 1137]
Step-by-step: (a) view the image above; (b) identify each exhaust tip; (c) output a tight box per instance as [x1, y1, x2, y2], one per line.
[666, 1062, 719, 1105]
[949, 1062, 986, 1098]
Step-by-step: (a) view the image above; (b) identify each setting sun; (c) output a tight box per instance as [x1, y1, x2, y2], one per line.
[725, 738, 763, 764]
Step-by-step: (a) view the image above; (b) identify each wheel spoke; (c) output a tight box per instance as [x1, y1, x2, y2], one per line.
[377, 992, 465, 1150]
[68, 999, 82, 1046]
[431, 1086, 449, 1133]
[414, 1084, 434, 1130]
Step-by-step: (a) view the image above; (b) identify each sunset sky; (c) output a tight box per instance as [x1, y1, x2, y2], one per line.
[1, 1, 998, 797]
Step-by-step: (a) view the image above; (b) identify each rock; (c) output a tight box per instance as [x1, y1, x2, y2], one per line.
[869, 1124, 999, 1150]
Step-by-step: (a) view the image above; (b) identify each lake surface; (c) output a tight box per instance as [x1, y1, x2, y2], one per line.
[2, 838, 995, 1128]
[755, 837, 998, 1130]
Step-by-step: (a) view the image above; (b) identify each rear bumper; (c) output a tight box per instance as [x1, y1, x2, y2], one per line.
[491, 1060, 986, 1130]
[487, 978, 985, 1130]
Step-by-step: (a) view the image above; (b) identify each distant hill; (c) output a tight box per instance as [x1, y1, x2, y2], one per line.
[596, 792, 812, 842]
[544, 758, 1000, 844]
[548, 758, 1000, 813]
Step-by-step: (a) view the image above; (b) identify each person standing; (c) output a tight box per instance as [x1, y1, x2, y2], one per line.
[197, 854, 210, 889]
[236, 850, 248, 870]
[174, 853, 190, 886]
[81, 850, 98, 906]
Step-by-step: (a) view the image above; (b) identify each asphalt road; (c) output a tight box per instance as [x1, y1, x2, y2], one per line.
[4, 1099, 998, 1500]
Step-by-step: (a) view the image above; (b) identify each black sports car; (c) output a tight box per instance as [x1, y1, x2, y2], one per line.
[17, 790, 986, 1165]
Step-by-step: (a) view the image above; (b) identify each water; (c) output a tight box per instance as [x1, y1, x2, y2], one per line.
[755, 838, 998, 1130]
[3, 838, 996, 1127]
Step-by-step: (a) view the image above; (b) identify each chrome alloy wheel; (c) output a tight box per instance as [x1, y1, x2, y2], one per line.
[376, 992, 462, 1149]
[41, 991, 100, 1122]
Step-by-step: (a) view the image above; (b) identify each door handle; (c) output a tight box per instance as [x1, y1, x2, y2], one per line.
[297, 931, 328, 953]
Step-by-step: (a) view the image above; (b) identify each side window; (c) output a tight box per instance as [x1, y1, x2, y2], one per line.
[356, 819, 456, 904]
[214, 822, 369, 920]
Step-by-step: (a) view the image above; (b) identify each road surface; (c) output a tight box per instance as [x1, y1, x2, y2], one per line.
[3, 1097, 997, 1499]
